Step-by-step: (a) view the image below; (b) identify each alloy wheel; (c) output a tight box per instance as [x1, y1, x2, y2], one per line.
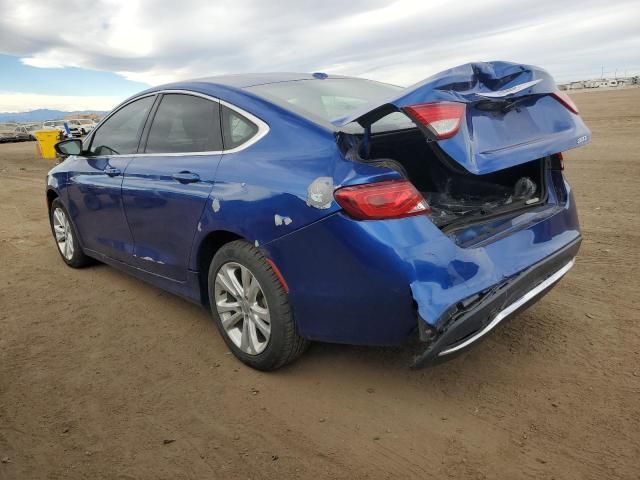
[214, 262, 271, 355]
[52, 207, 74, 261]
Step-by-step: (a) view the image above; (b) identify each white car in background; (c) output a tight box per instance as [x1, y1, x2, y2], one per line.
[0, 125, 32, 143]
[66, 118, 96, 135]
[24, 123, 42, 139]
[42, 120, 82, 137]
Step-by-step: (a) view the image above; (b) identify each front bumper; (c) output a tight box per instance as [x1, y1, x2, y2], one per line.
[412, 236, 581, 367]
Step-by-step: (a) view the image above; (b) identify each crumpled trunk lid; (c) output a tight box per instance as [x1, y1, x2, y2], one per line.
[334, 61, 591, 174]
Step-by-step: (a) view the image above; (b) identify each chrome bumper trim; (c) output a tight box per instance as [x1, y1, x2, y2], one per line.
[438, 258, 575, 356]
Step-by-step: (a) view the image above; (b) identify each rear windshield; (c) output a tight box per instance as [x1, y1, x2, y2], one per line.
[248, 78, 415, 132]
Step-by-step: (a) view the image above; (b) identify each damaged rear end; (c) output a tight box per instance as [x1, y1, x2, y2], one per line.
[333, 61, 590, 366]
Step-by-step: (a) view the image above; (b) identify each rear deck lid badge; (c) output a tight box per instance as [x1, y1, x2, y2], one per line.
[474, 79, 543, 98]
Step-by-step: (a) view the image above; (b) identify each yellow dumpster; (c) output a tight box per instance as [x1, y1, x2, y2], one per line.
[34, 130, 62, 159]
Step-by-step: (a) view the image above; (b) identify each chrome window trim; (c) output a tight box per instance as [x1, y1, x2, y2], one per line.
[218, 98, 270, 154]
[86, 89, 269, 158]
[438, 258, 575, 357]
[85, 92, 157, 153]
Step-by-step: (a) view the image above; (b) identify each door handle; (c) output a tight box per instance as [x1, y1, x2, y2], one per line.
[105, 166, 121, 177]
[172, 171, 201, 184]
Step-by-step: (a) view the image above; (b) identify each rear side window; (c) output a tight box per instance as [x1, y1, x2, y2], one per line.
[221, 105, 259, 149]
[90, 96, 154, 155]
[145, 94, 222, 153]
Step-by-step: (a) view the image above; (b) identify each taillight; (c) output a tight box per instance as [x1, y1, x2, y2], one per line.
[403, 102, 465, 140]
[551, 91, 579, 114]
[334, 180, 431, 220]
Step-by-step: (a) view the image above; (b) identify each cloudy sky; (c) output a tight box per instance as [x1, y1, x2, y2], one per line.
[0, 0, 638, 112]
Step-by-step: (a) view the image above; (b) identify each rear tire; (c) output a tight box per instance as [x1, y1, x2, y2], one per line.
[208, 240, 308, 371]
[49, 198, 92, 268]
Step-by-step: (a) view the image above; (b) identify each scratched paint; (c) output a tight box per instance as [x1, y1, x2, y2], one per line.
[306, 176, 333, 209]
[274, 214, 292, 226]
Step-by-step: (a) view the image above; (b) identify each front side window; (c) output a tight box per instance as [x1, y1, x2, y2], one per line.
[90, 96, 155, 155]
[145, 94, 222, 153]
[221, 105, 259, 150]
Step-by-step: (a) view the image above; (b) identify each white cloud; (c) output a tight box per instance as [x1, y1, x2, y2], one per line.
[0, 0, 638, 111]
[20, 56, 66, 69]
[0, 93, 122, 112]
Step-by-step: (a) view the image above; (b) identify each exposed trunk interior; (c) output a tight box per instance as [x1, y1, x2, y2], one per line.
[361, 128, 546, 229]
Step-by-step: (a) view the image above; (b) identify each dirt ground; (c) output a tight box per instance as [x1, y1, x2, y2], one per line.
[1, 88, 639, 480]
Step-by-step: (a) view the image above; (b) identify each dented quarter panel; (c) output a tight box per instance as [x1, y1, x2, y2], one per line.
[262, 173, 580, 344]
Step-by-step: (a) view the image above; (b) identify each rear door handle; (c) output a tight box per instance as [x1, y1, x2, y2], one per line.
[105, 166, 121, 177]
[172, 171, 201, 184]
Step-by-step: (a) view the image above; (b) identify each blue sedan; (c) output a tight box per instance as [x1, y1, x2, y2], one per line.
[47, 61, 590, 370]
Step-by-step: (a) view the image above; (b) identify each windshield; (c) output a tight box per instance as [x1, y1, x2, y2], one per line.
[248, 78, 415, 132]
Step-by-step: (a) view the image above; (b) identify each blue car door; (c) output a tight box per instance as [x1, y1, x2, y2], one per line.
[65, 95, 156, 263]
[120, 92, 222, 281]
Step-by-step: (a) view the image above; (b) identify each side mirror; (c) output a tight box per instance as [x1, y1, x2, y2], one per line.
[54, 139, 83, 156]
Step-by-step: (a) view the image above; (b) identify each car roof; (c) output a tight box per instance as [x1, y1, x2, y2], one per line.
[120, 73, 365, 133]
[186, 72, 350, 88]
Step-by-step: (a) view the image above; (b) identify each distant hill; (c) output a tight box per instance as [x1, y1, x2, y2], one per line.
[0, 109, 108, 123]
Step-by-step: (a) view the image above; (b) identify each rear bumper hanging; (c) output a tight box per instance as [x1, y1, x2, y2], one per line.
[412, 236, 581, 368]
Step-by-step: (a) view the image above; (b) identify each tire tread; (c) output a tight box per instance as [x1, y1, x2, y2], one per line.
[209, 240, 308, 370]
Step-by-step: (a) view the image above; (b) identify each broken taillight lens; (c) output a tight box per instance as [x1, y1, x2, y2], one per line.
[403, 102, 466, 140]
[334, 180, 431, 220]
[551, 91, 579, 114]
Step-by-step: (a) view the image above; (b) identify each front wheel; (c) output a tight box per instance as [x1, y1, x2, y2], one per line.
[208, 240, 308, 371]
[49, 198, 92, 268]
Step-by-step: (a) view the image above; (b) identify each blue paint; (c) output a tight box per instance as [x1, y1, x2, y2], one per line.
[47, 62, 589, 352]
[64, 154, 136, 263]
[334, 61, 591, 174]
[121, 153, 219, 280]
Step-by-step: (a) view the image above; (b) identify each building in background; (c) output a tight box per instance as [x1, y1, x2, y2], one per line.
[558, 76, 638, 91]
[64, 113, 100, 120]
